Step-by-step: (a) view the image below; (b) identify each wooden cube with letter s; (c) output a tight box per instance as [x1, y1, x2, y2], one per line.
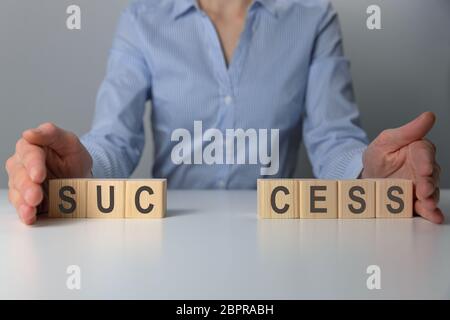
[48, 179, 89, 218]
[338, 180, 375, 219]
[375, 179, 413, 218]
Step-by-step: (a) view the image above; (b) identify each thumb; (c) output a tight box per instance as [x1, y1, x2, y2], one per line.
[22, 122, 79, 156]
[377, 112, 436, 152]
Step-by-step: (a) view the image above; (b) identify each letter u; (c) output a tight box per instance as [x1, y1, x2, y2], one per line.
[96, 185, 115, 213]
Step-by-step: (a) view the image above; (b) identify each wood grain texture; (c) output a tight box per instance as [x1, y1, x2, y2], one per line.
[338, 180, 375, 219]
[257, 179, 299, 219]
[87, 180, 125, 219]
[48, 179, 88, 218]
[125, 179, 167, 218]
[299, 180, 338, 219]
[375, 179, 413, 218]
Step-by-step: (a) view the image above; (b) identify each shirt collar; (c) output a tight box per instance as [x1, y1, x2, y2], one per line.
[254, 0, 278, 17]
[172, 0, 198, 20]
[171, 0, 279, 20]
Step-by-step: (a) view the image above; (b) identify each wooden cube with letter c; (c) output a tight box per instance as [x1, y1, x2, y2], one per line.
[125, 179, 167, 218]
[375, 179, 413, 218]
[48, 179, 88, 218]
[257, 179, 299, 219]
[338, 180, 375, 219]
[299, 180, 338, 219]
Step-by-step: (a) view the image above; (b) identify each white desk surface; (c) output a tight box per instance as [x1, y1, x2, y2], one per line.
[0, 189, 449, 300]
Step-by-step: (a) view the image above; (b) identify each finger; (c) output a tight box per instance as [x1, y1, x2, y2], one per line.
[419, 188, 441, 208]
[376, 112, 436, 152]
[4, 155, 16, 177]
[424, 138, 437, 154]
[433, 187, 440, 203]
[8, 188, 37, 225]
[8, 184, 22, 208]
[415, 195, 438, 212]
[15, 138, 47, 183]
[409, 140, 435, 177]
[10, 160, 44, 207]
[433, 162, 441, 184]
[22, 122, 78, 156]
[414, 162, 441, 201]
[415, 200, 444, 224]
[415, 176, 436, 200]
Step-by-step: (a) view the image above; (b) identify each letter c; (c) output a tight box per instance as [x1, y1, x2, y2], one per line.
[135, 186, 154, 214]
[270, 186, 290, 214]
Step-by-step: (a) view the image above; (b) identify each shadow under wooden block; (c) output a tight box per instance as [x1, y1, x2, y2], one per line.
[338, 180, 375, 219]
[376, 179, 413, 218]
[125, 179, 167, 218]
[299, 180, 337, 219]
[87, 180, 125, 219]
[257, 179, 299, 219]
[48, 179, 88, 218]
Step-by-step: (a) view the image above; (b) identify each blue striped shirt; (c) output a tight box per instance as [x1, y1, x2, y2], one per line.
[81, 0, 369, 189]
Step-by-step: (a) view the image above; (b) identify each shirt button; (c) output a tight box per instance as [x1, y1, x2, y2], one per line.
[224, 95, 233, 106]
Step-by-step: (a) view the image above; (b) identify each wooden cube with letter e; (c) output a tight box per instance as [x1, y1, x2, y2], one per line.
[299, 180, 337, 219]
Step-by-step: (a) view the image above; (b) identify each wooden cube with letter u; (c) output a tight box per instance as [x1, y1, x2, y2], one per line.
[87, 180, 125, 219]
[257, 179, 299, 219]
[125, 179, 167, 218]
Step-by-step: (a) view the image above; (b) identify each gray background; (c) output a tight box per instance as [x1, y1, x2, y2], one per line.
[0, 0, 449, 188]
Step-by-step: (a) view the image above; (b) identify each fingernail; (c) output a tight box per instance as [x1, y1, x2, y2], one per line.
[23, 128, 40, 136]
[32, 128, 42, 133]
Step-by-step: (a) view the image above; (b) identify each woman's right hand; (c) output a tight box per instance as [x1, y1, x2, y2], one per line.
[5, 122, 93, 225]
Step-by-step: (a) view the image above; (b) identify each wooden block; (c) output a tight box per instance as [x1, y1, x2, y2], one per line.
[125, 179, 167, 218]
[87, 180, 125, 219]
[299, 180, 337, 219]
[375, 179, 413, 218]
[257, 179, 299, 219]
[338, 180, 375, 219]
[48, 179, 88, 218]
